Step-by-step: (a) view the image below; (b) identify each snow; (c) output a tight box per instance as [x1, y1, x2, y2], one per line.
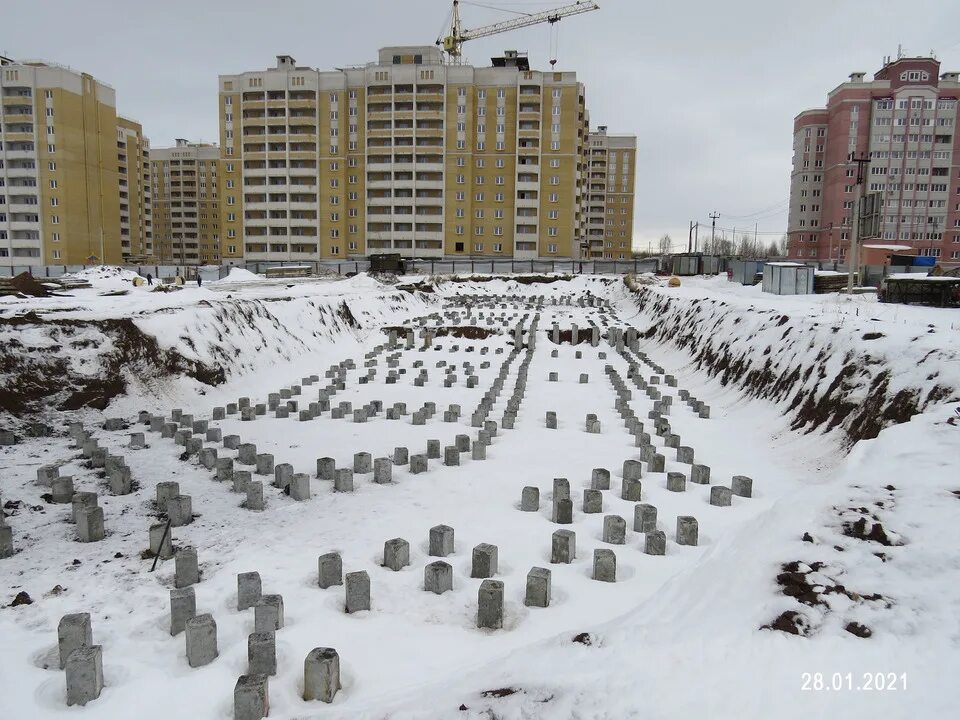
[211, 267, 261, 285]
[1, 273, 957, 719]
[58, 266, 146, 291]
[887, 273, 956, 282]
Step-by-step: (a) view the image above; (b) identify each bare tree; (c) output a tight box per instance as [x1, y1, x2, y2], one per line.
[715, 235, 734, 256]
[658, 234, 672, 256]
[766, 240, 781, 257]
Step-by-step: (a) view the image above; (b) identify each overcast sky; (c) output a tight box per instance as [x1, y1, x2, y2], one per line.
[5, 0, 960, 250]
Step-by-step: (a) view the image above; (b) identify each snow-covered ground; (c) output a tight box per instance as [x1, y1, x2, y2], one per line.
[1, 273, 957, 719]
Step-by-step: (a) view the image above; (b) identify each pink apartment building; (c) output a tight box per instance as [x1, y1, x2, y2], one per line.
[787, 55, 960, 264]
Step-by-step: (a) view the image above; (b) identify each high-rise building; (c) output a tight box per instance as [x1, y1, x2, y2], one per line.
[0, 57, 148, 266]
[787, 55, 960, 264]
[584, 126, 636, 259]
[151, 140, 221, 265]
[117, 117, 153, 262]
[218, 47, 606, 262]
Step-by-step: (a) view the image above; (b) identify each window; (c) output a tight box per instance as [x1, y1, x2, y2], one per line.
[455, 225, 464, 235]
[547, 244, 557, 253]
[548, 227, 558, 236]
[52, 249, 61, 260]
[52, 232, 60, 243]
[50, 180, 57, 189]
[51, 215, 59, 224]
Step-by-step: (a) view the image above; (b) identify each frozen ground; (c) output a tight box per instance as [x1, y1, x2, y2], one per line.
[0, 272, 958, 719]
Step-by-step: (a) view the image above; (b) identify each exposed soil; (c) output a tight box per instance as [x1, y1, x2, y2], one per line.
[447, 274, 574, 285]
[10, 591, 33, 607]
[336, 301, 359, 328]
[2, 273, 55, 298]
[396, 281, 435, 294]
[572, 632, 593, 645]
[622, 282, 956, 444]
[761, 610, 810, 636]
[842, 517, 897, 546]
[381, 325, 498, 340]
[0, 314, 224, 416]
[763, 560, 890, 636]
[481, 688, 518, 698]
[845, 622, 873, 638]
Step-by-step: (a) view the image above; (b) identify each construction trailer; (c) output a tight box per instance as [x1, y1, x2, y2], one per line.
[762, 262, 815, 295]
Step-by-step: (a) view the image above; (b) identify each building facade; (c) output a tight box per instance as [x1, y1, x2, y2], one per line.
[117, 117, 153, 262]
[788, 55, 960, 263]
[584, 126, 636, 259]
[151, 140, 221, 264]
[218, 47, 606, 262]
[0, 57, 150, 266]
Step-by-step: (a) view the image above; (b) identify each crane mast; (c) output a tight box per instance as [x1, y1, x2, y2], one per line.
[438, 0, 600, 59]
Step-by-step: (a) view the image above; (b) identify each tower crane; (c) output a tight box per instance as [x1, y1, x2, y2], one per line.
[437, 0, 600, 62]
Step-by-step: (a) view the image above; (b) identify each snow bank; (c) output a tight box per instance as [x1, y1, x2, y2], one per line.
[620, 275, 960, 443]
[212, 267, 261, 284]
[59, 265, 145, 290]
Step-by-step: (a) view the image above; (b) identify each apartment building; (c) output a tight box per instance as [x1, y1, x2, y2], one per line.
[0, 57, 149, 266]
[583, 126, 636, 259]
[151, 140, 221, 264]
[117, 117, 153, 262]
[218, 46, 596, 262]
[787, 55, 960, 263]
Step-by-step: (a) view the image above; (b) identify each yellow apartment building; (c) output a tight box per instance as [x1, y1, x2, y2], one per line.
[151, 139, 221, 264]
[218, 46, 609, 262]
[584, 126, 637, 259]
[1, 57, 149, 266]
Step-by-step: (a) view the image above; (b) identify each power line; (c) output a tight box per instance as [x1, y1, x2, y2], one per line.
[695, 222, 786, 236]
[719, 199, 790, 220]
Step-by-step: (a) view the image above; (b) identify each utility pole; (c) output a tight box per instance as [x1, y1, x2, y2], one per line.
[709, 211, 720, 254]
[687, 220, 693, 253]
[846, 152, 870, 295]
[694, 222, 699, 252]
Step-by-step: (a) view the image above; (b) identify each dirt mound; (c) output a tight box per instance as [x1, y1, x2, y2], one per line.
[447, 274, 573, 285]
[1, 273, 54, 298]
[397, 281, 435, 294]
